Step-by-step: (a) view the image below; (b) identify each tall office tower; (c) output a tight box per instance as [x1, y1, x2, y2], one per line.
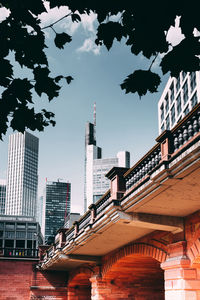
[44, 180, 71, 243]
[5, 131, 39, 217]
[84, 107, 130, 211]
[36, 196, 43, 228]
[158, 71, 200, 134]
[0, 180, 6, 214]
[84, 121, 102, 212]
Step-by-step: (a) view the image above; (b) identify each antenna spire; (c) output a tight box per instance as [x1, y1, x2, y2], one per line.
[93, 102, 96, 126]
[93, 102, 96, 142]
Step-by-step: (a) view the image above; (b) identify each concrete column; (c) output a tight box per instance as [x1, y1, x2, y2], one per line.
[161, 241, 200, 300]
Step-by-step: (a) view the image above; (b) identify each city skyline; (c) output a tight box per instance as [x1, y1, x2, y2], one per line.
[0, 6, 176, 215]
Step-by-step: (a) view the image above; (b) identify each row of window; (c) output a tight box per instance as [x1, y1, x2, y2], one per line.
[161, 93, 198, 132]
[160, 73, 197, 123]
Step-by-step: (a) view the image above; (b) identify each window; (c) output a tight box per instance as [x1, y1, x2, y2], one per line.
[176, 94, 182, 116]
[170, 83, 174, 103]
[183, 81, 188, 104]
[191, 92, 197, 108]
[182, 71, 187, 81]
[176, 75, 181, 93]
[28, 223, 36, 230]
[17, 223, 26, 229]
[171, 105, 176, 126]
[165, 94, 169, 114]
[5, 223, 15, 230]
[190, 72, 196, 93]
[5, 231, 15, 238]
[166, 115, 170, 130]
[184, 105, 189, 116]
[160, 104, 164, 122]
[16, 231, 26, 239]
[161, 123, 165, 132]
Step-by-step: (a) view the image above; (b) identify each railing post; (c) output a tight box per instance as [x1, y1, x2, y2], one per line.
[73, 221, 79, 237]
[106, 167, 129, 200]
[89, 204, 96, 224]
[156, 130, 172, 161]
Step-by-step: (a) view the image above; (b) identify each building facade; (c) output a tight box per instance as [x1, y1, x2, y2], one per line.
[158, 71, 200, 134]
[93, 151, 130, 203]
[44, 181, 71, 243]
[0, 180, 6, 215]
[0, 215, 43, 256]
[5, 131, 39, 217]
[84, 122, 130, 211]
[64, 213, 81, 229]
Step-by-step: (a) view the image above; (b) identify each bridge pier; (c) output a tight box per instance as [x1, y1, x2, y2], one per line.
[162, 241, 200, 300]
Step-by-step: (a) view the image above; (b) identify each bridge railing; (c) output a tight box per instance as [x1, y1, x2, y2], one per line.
[41, 103, 200, 262]
[124, 144, 161, 192]
[0, 247, 39, 258]
[171, 104, 200, 152]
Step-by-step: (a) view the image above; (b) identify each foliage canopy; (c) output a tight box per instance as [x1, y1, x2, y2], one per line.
[0, 1, 199, 138]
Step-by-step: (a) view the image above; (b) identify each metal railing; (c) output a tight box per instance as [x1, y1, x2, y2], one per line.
[171, 106, 200, 152]
[0, 248, 38, 258]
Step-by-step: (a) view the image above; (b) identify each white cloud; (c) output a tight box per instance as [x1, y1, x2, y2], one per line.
[166, 16, 185, 46]
[77, 38, 100, 55]
[39, 4, 99, 55]
[0, 7, 10, 21]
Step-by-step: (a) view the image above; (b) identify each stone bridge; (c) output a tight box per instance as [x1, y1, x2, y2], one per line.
[1, 103, 200, 299]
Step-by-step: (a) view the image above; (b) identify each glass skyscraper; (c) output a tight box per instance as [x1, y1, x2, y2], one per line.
[44, 181, 71, 243]
[5, 131, 39, 217]
[0, 180, 6, 214]
[84, 121, 130, 211]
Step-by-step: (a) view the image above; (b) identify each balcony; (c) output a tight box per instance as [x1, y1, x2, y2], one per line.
[0, 248, 39, 258]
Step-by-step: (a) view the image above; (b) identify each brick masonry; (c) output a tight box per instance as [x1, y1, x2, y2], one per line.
[1, 211, 200, 299]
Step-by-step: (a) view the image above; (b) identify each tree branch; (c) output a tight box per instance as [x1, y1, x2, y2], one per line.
[41, 12, 72, 30]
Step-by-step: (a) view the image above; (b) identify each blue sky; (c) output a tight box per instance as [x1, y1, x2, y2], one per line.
[0, 6, 182, 214]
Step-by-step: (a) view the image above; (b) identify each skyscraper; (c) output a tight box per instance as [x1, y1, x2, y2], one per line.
[0, 180, 6, 214]
[158, 71, 200, 134]
[84, 107, 130, 211]
[5, 131, 39, 217]
[84, 121, 102, 212]
[44, 180, 71, 243]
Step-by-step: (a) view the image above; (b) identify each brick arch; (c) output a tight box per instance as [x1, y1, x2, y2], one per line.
[102, 243, 167, 277]
[68, 266, 94, 286]
[187, 238, 200, 266]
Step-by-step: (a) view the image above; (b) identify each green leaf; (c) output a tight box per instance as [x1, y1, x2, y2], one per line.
[160, 37, 200, 77]
[65, 76, 74, 84]
[54, 75, 64, 83]
[96, 22, 126, 50]
[121, 70, 161, 97]
[0, 59, 13, 87]
[54, 32, 72, 49]
[33, 66, 61, 100]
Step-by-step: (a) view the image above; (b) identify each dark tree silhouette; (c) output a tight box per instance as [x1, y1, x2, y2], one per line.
[0, 1, 199, 138]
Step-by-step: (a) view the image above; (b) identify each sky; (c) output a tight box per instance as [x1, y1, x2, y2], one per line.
[0, 5, 183, 214]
